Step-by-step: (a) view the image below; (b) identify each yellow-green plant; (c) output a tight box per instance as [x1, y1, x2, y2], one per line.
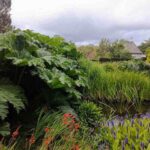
[103, 116, 150, 150]
[146, 48, 150, 63]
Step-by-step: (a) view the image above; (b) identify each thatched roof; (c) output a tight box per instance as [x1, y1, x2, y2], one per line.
[122, 41, 142, 54]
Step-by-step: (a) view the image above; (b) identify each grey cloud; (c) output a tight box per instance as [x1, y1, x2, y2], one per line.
[36, 12, 117, 41]
[34, 12, 150, 44]
[13, 11, 150, 45]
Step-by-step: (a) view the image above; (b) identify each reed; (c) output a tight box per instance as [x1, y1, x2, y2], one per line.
[80, 59, 150, 104]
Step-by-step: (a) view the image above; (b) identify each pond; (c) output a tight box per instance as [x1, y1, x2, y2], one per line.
[101, 102, 150, 117]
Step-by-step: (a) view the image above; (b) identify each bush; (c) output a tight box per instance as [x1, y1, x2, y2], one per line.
[0, 30, 87, 136]
[78, 101, 102, 126]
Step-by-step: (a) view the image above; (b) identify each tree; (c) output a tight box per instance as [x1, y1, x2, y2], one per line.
[77, 44, 98, 60]
[97, 38, 111, 58]
[139, 39, 150, 53]
[0, 0, 11, 33]
[110, 41, 132, 59]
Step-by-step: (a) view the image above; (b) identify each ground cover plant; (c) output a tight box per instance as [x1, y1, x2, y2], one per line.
[101, 113, 150, 150]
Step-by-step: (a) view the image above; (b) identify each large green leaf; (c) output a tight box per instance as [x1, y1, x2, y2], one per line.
[0, 78, 27, 120]
[0, 122, 10, 136]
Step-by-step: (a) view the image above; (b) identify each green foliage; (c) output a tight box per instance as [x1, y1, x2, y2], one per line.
[34, 110, 63, 140]
[77, 44, 98, 60]
[78, 39, 132, 60]
[0, 30, 87, 100]
[1, 111, 91, 150]
[139, 39, 150, 53]
[97, 38, 111, 58]
[102, 60, 150, 74]
[78, 101, 102, 126]
[110, 41, 132, 59]
[0, 78, 26, 120]
[104, 117, 150, 149]
[0, 29, 87, 138]
[0, 122, 10, 136]
[146, 48, 150, 63]
[80, 59, 150, 106]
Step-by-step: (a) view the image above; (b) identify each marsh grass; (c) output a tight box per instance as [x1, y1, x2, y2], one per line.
[80, 59, 150, 106]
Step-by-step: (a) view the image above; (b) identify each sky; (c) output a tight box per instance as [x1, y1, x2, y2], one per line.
[11, 0, 150, 45]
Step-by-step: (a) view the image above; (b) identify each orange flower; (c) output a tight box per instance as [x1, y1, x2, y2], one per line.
[62, 113, 80, 132]
[44, 136, 53, 145]
[72, 144, 80, 150]
[44, 127, 50, 133]
[62, 117, 69, 125]
[29, 134, 35, 145]
[11, 126, 21, 139]
[63, 113, 72, 118]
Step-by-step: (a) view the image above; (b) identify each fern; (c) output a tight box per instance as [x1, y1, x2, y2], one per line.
[0, 78, 27, 120]
[0, 122, 10, 136]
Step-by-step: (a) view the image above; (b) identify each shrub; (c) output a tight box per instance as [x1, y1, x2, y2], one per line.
[0, 30, 87, 136]
[78, 101, 102, 126]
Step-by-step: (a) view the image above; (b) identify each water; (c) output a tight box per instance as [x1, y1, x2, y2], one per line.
[101, 102, 150, 117]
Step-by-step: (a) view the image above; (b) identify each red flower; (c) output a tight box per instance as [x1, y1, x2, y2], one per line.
[63, 113, 72, 118]
[29, 134, 35, 145]
[11, 126, 21, 139]
[62, 113, 80, 132]
[44, 127, 50, 133]
[71, 119, 75, 124]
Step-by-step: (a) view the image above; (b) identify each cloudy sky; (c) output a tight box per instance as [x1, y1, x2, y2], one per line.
[12, 0, 150, 45]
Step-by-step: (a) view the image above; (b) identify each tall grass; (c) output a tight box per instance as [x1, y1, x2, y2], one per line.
[80, 59, 150, 104]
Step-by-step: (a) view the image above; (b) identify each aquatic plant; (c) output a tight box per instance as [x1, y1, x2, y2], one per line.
[80, 59, 150, 105]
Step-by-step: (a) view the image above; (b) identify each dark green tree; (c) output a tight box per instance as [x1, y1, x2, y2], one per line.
[0, 0, 11, 33]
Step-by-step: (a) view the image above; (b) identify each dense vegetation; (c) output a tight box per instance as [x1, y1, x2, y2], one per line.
[78, 39, 132, 60]
[0, 30, 87, 137]
[80, 59, 150, 104]
[0, 30, 150, 150]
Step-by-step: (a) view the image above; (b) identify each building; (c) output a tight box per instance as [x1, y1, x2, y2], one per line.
[122, 41, 146, 60]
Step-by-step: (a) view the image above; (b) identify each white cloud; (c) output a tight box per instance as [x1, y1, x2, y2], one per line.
[11, 0, 150, 44]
